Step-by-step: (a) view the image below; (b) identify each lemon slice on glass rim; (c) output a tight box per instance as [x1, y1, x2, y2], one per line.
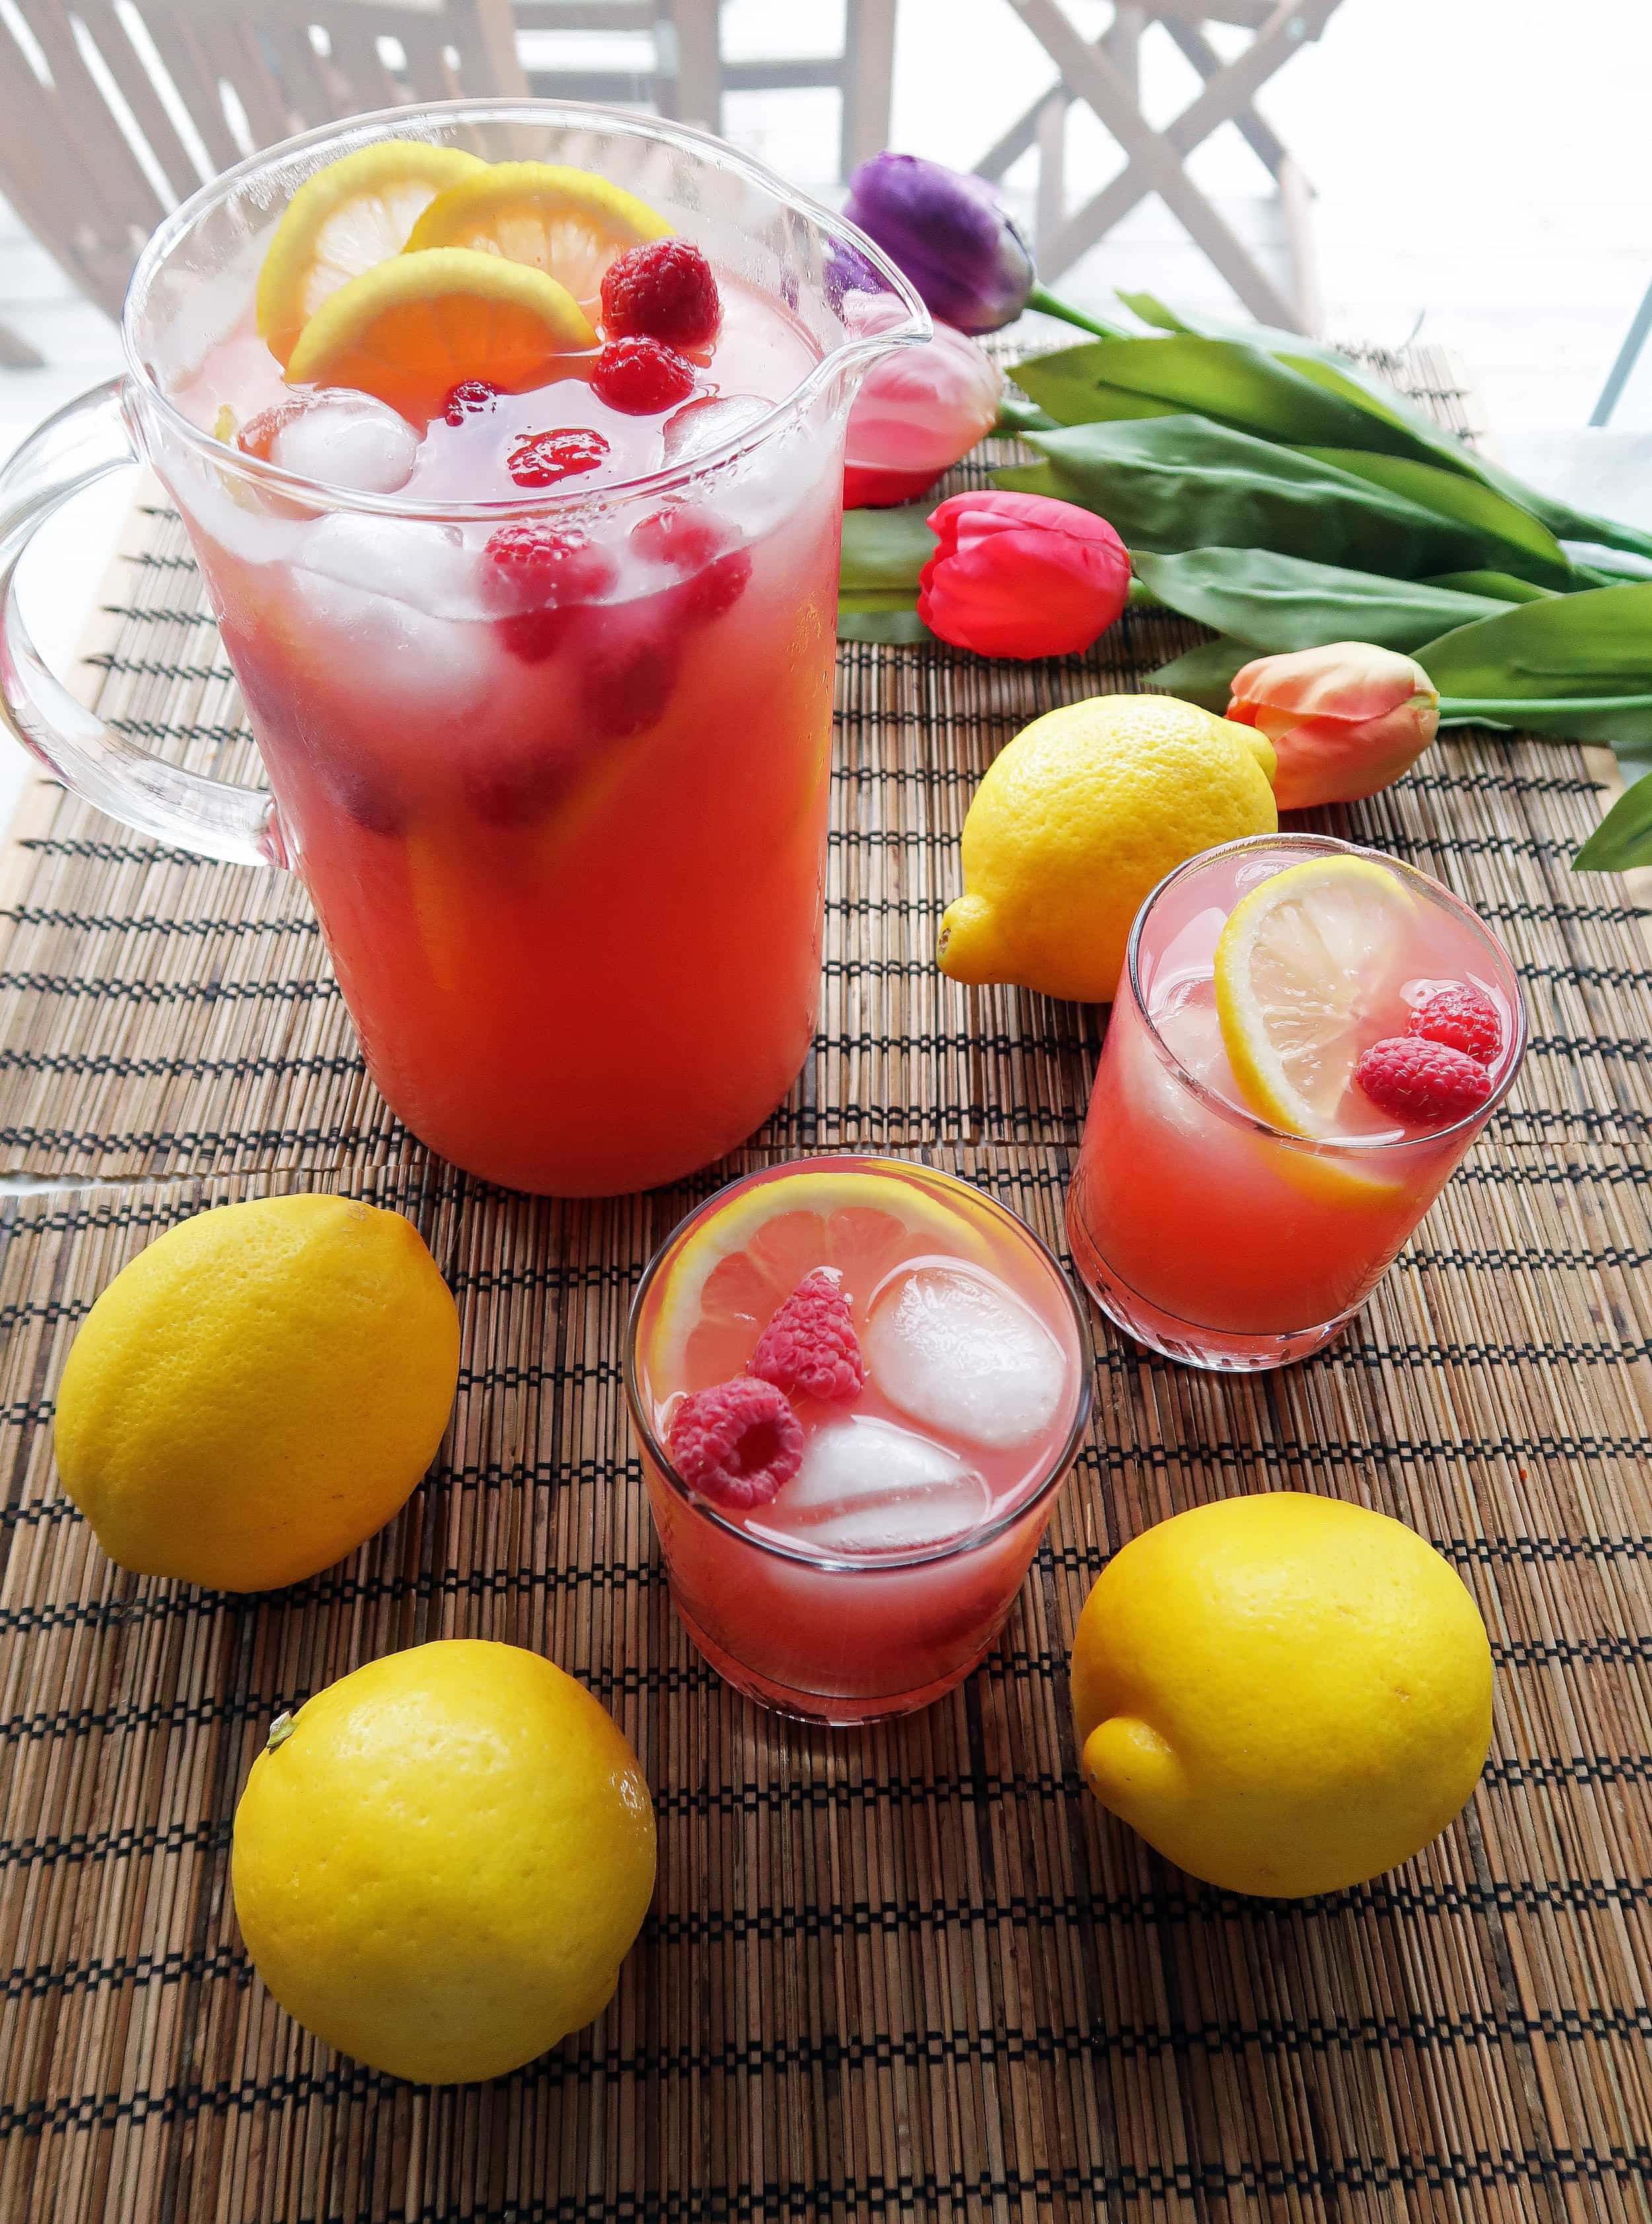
[283, 247, 594, 422]
[1213, 854, 1415, 1141]
[256, 139, 488, 365]
[403, 162, 673, 303]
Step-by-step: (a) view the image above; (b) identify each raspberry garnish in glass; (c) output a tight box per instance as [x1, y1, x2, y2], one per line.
[1065, 834, 1528, 1372]
[626, 1157, 1091, 1724]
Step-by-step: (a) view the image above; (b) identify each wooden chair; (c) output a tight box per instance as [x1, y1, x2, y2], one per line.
[512, 1, 894, 176]
[0, 0, 527, 326]
[979, 0, 1344, 335]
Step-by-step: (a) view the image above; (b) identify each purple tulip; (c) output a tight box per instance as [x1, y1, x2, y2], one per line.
[843, 152, 1035, 335]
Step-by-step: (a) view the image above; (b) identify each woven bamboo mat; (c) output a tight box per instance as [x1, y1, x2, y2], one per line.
[1, 347, 1651, 2223]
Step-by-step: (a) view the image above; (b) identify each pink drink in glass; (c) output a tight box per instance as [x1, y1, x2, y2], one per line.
[1067, 835, 1527, 1372]
[168, 281, 839, 1196]
[626, 1158, 1091, 1723]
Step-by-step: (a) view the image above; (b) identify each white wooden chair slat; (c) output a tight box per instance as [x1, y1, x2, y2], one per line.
[995, 0, 1342, 334]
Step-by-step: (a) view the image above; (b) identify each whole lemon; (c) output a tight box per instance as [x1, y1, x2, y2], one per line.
[54, 1195, 459, 1592]
[1071, 1493, 1492, 1898]
[938, 694, 1277, 1002]
[232, 1640, 657, 2085]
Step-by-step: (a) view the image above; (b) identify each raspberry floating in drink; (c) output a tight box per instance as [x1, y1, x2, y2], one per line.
[1408, 983, 1502, 1064]
[592, 336, 696, 415]
[1355, 1037, 1493, 1125]
[506, 427, 610, 488]
[601, 238, 723, 350]
[749, 1269, 866, 1403]
[669, 1377, 803, 1508]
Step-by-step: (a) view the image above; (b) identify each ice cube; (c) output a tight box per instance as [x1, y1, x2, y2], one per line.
[661, 392, 772, 467]
[749, 1415, 991, 1555]
[865, 1267, 1067, 1451]
[270, 390, 419, 497]
[297, 511, 486, 621]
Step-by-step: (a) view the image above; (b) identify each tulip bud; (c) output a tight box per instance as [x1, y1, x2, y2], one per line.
[918, 491, 1131, 660]
[1226, 643, 1441, 810]
[844, 314, 1002, 508]
[843, 152, 1035, 336]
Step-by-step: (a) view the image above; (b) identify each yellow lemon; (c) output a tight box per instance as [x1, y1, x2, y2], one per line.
[937, 694, 1277, 1004]
[284, 247, 594, 423]
[232, 1641, 656, 2084]
[402, 161, 671, 301]
[256, 139, 488, 366]
[1070, 1493, 1492, 1898]
[54, 1195, 459, 1592]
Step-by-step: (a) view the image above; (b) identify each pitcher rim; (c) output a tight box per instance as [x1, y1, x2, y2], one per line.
[122, 94, 931, 521]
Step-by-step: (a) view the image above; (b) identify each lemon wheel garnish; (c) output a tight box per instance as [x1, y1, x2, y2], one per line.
[648, 1168, 987, 1385]
[283, 247, 595, 422]
[256, 139, 487, 366]
[1213, 854, 1415, 1139]
[403, 162, 671, 303]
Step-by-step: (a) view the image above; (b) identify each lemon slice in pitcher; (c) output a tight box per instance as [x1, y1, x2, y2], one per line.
[1214, 854, 1414, 1138]
[257, 140, 487, 365]
[284, 248, 594, 421]
[403, 163, 671, 302]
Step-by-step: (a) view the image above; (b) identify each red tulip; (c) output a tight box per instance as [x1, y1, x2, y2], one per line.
[1226, 642, 1440, 809]
[917, 491, 1131, 659]
[843, 309, 1001, 509]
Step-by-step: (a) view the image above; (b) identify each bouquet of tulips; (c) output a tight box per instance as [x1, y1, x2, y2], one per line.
[837, 153, 1652, 871]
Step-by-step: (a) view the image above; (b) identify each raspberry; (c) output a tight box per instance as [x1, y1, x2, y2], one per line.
[484, 523, 617, 663]
[601, 239, 722, 350]
[592, 336, 696, 416]
[749, 1270, 865, 1404]
[631, 507, 752, 624]
[506, 426, 609, 489]
[580, 608, 681, 737]
[1355, 1037, 1493, 1125]
[442, 378, 499, 426]
[667, 1377, 802, 1508]
[1408, 984, 1502, 1064]
[236, 400, 307, 461]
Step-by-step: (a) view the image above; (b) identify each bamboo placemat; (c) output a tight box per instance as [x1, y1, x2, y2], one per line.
[1, 348, 1651, 2222]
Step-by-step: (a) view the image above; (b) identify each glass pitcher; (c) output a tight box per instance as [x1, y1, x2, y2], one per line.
[0, 100, 926, 1195]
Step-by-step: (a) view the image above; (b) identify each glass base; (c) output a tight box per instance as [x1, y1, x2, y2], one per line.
[1067, 1210, 1356, 1374]
[674, 1604, 993, 1726]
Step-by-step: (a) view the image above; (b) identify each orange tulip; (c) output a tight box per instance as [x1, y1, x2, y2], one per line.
[1226, 643, 1440, 809]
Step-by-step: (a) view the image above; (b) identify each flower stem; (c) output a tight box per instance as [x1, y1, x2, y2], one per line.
[1026, 283, 1129, 340]
[1441, 692, 1652, 718]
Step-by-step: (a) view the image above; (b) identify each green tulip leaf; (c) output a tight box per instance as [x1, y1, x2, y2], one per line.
[839, 503, 936, 597]
[1010, 418, 1490, 578]
[1417, 581, 1652, 746]
[1426, 570, 1558, 604]
[1571, 764, 1652, 871]
[1116, 291, 1195, 332]
[1132, 548, 1511, 654]
[991, 460, 1062, 500]
[1143, 636, 1255, 709]
[1010, 338, 1466, 470]
[1298, 449, 1573, 585]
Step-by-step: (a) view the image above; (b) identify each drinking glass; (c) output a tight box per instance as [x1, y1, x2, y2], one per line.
[1066, 834, 1528, 1372]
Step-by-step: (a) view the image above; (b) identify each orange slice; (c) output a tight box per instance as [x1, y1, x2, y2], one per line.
[403, 162, 671, 304]
[283, 248, 595, 422]
[651, 1168, 989, 1388]
[256, 140, 487, 367]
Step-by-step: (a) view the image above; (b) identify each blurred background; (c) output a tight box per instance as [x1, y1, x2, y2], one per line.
[0, 0, 1649, 825]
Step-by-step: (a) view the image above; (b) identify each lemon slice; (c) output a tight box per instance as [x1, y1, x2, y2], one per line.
[403, 163, 671, 303]
[284, 248, 595, 422]
[648, 1167, 989, 1387]
[1214, 855, 1414, 1138]
[256, 140, 488, 366]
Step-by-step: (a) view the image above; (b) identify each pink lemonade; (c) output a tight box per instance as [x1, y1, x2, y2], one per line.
[626, 1158, 1091, 1723]
[142, 114, 922, 1196]
[1067, 835, 1527, 1372]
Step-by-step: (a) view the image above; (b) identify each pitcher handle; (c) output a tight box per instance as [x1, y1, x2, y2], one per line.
[0, 379, 283, 868]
